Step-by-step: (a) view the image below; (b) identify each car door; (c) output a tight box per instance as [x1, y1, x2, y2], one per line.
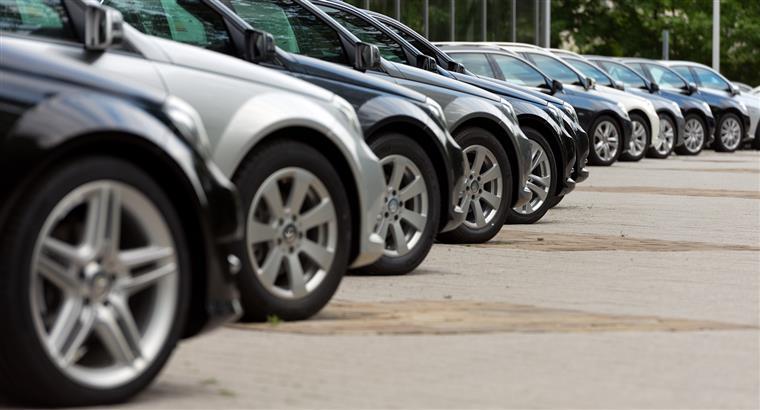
[0, 0, 167, 91]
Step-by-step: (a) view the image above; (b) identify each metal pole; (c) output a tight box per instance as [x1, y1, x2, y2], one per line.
[712, 0, 720, 71]
[482, 0, 487, 41]
[534, 0, 540, 45]
[543, 0, 550, 48]
[450, 0, 455, 41]
[662, 30, 669, 60]
[363, 0, 368, 9]
[423, 0, 429, 38]
[511, 0, 516, 42]
[395, 0, 400, 20]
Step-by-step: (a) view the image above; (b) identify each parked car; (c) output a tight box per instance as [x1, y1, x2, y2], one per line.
[554, 51, 684, 160]
[107, 0, 466, 276]
[436, 43, 631, 167]
[222, 0, 533, 243]
[312, 0, 575, 224]
[587, 56, 715, 155]
[3, 0, 390, 321]
[734, 82, 753, 93]
[624, 59, 751, 153]
[661, 61, 759, 150]
[0, 39, 242, 405]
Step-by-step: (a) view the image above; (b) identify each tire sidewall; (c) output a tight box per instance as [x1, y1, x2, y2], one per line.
[0, 156, 190, 406]
[646, 114, 673, 159]
[507, 127, 557, 224]
[589, 115, 623, 166]
[714, 113, 743, 152]
[233, 139, 350, 322]
[675, 114, 706, 155]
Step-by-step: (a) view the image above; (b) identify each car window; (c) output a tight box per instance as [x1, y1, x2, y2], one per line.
[382, 21, 438, 59]
[692, 67, 730, 91]
[598, 61, 647, 88]
[103, 0, 233, 54]
[527, 53, 580, 84]
[645, 64, 687, 89]
[627, 63, 648, 78]
[229, 0, 348, 65]
[448, 52, 494, 77]
[0, 0, 76, 40]
[671, 66, 695, 82]
[490, 54, 546, 87]
[565, 58, 614, 87]
[317, 5, 406, 64]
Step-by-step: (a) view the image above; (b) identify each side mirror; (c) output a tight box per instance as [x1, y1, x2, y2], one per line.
[550, 79, 564, 94]
[613, 80, 625, 90]
[355, 42, 380, 71]
[729, 84, 740, 96]
[447, 61, 466, 73]
[243, 28, 276, 63]
[649, 82, 660, 93]
[416, 54, 437, 72]
[585, 77, 597, 90]
[686, 82, 698, 95]
[83, 4, 123, 50]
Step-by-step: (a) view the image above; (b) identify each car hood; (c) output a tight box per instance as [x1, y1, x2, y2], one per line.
[148, 34, 335, 103]
[285, 52, 427, 103]
[385, 60, 500, 102]
[450, 71, 549, 106]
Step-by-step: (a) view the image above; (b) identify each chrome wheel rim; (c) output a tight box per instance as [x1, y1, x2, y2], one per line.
[376, 155, 429, 258]
[720, 117, 742, 149]
[246, 168, 337, 300]
[628, 120, 647, 157]
[31, 181, 178, 389]
[459, 144, 503, 229]
[593, 120, 619, 161]
[654, 116, 675, 155]
[514, 140, 551, 215]
[684, 118, 705, 152]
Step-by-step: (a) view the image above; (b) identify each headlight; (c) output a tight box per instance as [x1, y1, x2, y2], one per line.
[332, 95, 363, 137]
[563, 102, 579, 124]
[547, 103, 562, 124]
[616, 102, 629, 118]
[423, 97, 448, 129]
[163, 96, 211, 157]
[738, 101, 748, 112]
[499, 98, 519, 124]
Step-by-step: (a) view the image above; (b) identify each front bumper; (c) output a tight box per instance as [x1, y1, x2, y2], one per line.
[558, 119, 578, 196]
[514, 128, 533, 208]
[674, 113, 686, 147]
[572, 127, 590, 184]
[349, 139, 386, 269]
[442, 137, 467, 232]
[621, 117, 633, 154]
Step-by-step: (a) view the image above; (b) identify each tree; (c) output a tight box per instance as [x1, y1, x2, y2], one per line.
[551, 0, 760, 85]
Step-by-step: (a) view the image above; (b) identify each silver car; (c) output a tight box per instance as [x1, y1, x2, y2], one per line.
[3, 0, 387, 323]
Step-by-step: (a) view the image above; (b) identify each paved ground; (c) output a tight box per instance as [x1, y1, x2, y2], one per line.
[83, 151, 760, 408]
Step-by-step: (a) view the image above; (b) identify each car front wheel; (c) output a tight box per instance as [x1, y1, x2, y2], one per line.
[714, 113, 743, 152]
[507, 128, 557, 224]
[675, 114, 706, 155]
[588, 115, 622, 166]
[0, 157, 190, 406]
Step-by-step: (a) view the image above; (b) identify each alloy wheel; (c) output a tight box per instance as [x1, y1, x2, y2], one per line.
[683, 118, 705, 153]
[246, 168, 337, 300]
[593, 120, 620, 162]
[376, 155, 429, 257]
[720, 117, 742, 150]
[653, 116, 675, 155]
[31, 181, 178, 389]
[459, 144, 503, 229]
[628, 120, 647, 157]
[514, 140, 551, 215]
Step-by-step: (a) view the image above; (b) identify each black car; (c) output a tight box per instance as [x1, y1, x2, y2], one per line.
[102, 0, 463, 276]
[0, 40, 242, 405]
[587, 56, 715, 156]
[438, 44, 632, 167]
[623, 59, 751, 153]
[313, 0, 575, 224]
[557, 53, 685, 160]
[212, 0, 534, 244]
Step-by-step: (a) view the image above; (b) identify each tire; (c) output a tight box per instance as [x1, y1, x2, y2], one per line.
[675, 113, 706, 155]
[0, 157, 190, 406]
[507, 128, 557, 224]
[588, 115, 623, 166]
[752, 123, 760, 150]
[437, 126, 512, 244]
[647, 114, 675, 159]
[353, 134, 440, 276]
[620, 113, 649, 162]
[713, 112, 743, 152]
[234, 139, 350, 322]
[547, 194, 565, 209]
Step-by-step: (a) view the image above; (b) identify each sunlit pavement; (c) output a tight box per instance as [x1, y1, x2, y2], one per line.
[102, 151, 760, 409]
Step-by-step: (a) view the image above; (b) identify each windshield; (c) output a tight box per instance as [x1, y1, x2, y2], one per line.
[565, 58, 614, 87]
[597, 61, 648, 88]
[490, 53, 547, 87]
[228, 0, 348, 65]
[646, 64, 687, 90]
[527, 53, 581, 84]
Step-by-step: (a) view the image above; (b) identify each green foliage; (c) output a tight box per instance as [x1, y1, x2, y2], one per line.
[551, 0, 760, 85]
